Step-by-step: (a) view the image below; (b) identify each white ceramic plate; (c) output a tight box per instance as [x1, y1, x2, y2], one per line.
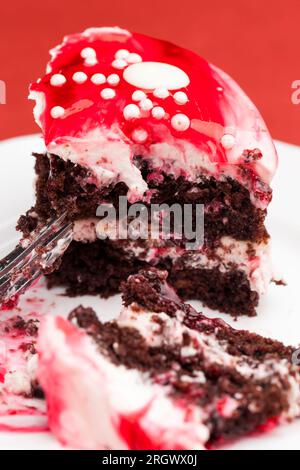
[0, 134, 300, 450]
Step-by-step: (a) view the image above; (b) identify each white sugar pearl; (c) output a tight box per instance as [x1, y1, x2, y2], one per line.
[151, 106, 165, 120]
[171, 114, 190, 131]
[72, 72, 88, 84]
[80, 47, 97, 59]
[50, 74, 66, 87]
[100, 88, 116, 100]
[107, 74, 120, 86]
[50, 106, 65, 118]
[91, 73, 106, 85]
[112, 59, 128, 70]
[139, 98, 153, 111]
[173, 91, 188, 105]
[127, 53, 142, 64]
[221, 134, 235, 149]
[123, 104, 141, 120]
[132, 90, 146, 102]
[80, 47, 96, 59]
[132, 128, 148, 143]
[153, 88, 169, 99]
[115, 49, 130, 60]
[84, 57, 98, 66]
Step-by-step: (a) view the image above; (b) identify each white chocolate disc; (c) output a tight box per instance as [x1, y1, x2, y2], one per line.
[123, 62, 190, 91]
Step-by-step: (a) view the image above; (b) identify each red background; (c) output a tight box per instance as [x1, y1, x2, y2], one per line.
[0, 0, 299, 144]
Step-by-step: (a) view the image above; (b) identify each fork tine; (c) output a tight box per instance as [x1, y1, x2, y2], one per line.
[0, 268, 41, 303]
[0, 245, 25, 273]
[0, 212, 73, 305]
[0, 212, 68, 276]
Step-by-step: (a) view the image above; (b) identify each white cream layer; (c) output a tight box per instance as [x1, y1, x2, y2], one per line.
[73, 218, 272, 296]
[31, 115, 272, 208]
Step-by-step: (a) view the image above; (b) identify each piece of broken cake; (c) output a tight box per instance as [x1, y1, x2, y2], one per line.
[37, 269, 300, 450]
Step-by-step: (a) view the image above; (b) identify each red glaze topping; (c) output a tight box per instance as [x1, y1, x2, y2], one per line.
[30, 27, 277, 205]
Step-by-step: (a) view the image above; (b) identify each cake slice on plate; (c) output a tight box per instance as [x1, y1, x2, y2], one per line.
[37, 269, 300, 450]
[18, 27, 278, 315]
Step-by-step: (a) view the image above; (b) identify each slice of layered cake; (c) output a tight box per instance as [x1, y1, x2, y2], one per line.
[37, 269, 300, 450]
[18, 26, 278, 315]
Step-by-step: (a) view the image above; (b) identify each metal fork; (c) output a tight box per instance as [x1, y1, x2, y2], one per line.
[0, 212, 73, 306]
